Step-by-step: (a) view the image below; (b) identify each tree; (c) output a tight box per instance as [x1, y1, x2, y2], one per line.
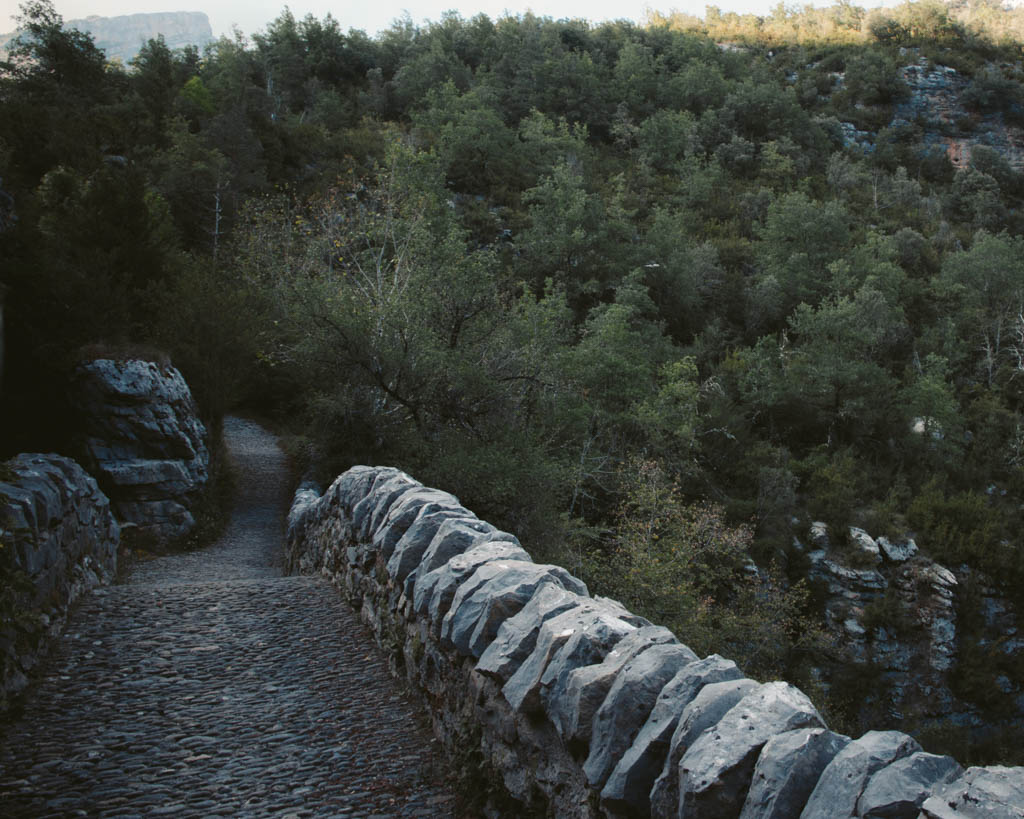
[938, 231, 1024, 387]
[0, 0, 114, 185]
[757, 191, 852, 321]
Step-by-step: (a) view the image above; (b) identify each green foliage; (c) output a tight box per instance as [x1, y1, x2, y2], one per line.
[580, 459, 826, 680]
[907, 481, 1021, 585]
[6, 0, 1024, 755]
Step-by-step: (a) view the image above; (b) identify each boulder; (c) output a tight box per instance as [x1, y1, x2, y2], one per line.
[548, 625, 679, 745]
[738, 728, 851, 819]
[441, 561, 588, 656]
[857, 751, 962, 817]
[849, 526, 882, 564]
[647, 657, 748, 818]
[502, 601, 636, 715]
[800, 730, 922, 818]
[476, 584, 584, 682]
[921, 765, 1024, 818]
[678, 681, 824, 817]
[584, 643, 700, 790]
[71, 358, 209, 542]
[810, 521, 830, 549]
[877, 535, 918, 563]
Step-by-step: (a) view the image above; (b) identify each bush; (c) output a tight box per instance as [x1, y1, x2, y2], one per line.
[579, 458, 827, 681]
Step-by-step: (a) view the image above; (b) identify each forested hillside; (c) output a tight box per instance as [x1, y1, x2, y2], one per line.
[3, 0, 1024, 761]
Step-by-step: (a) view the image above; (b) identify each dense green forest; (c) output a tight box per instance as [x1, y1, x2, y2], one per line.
[4, 0, 1024, 758]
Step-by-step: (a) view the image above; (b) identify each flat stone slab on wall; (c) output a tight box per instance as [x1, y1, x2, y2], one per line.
[286, 465, 1024, 818]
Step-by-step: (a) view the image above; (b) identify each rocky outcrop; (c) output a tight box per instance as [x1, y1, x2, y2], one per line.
[286, 465, 1024, 817]
[837, 56, 1024, 170]
[799, 520, 1023, 734]
[1, 12, 214, 64]
[0, 453, 118, 708]
[71, 358, 209, 544]
[895, 59, 1024, 171]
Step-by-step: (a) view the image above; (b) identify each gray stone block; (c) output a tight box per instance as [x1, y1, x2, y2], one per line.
[388, 508, 476, 584]
[548, 625, 680, 745]
[442, 561, 587, 656]
[405, 518, 517, 598]
[857, 752, 962, 818]
[921, 765, 1024, 819]
[418, 541, 532, 630]
[800, 730, 922, 819]
[351, 471, 418, 541]
[502, 602, 636, 715]
[371, 488, 467, 560]
[584, 643, 700, 790]
[678, 681, 825, 817]
[648, 658, 749, 818]
[739, 728, 850, 819]
[475, 585, 584, 682]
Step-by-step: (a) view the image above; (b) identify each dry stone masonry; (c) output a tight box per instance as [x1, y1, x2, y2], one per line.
[0, 453, 119, 709]
[287, 465, 1024, 818]
[0, 418, 456, 816]
[71, 358, 209, 543]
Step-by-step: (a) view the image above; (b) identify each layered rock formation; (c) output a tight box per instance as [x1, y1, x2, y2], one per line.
[71, 11, 214, 62]
[837, 54, 1024, 169]
[0, 12, 214, 64]
[0, 453, 119, 708]
[287, 466, 1024, 817]
[72, 358, 209, 543]
[800, 521, 1023, 733]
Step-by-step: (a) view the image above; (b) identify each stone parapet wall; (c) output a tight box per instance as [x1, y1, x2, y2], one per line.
[286, 465, 1024, 818]
[0, 453, 119, 708]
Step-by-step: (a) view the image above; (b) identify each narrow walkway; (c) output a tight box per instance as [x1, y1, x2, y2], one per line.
[0, 417, 456, 817]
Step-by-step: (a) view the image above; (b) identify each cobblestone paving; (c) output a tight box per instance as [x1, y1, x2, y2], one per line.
[0, 417, 457, 818]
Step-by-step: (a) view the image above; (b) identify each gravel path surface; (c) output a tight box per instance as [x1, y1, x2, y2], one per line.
[0, 417, 457, 818]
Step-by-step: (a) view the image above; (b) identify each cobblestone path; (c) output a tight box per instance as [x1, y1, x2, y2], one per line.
[0, 417, 457, 818]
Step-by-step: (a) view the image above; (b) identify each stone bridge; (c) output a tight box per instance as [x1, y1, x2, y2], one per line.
[2, 416, 1023, 818]
[0, 417, 456, 817]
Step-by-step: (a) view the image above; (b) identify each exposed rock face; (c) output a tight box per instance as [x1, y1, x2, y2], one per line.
[71, 359, 209, 543]
[0, 453, 119, 708]
[1, 12, 214, 63]
[895, 59, 1024, 171]
[836, 56, 1024, 170]
[286, 466, 1024, 817]
[73, 12, 213, 63]
[801, 520, 1023, 734]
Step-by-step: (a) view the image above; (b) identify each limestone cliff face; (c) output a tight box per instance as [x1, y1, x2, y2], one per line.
[0, 11, 214, 63]
[800, 522, 1023, 738]
[838, 54, 1024, 170]
[894, 58, 1024, 171]
[69, 11, 214, 62]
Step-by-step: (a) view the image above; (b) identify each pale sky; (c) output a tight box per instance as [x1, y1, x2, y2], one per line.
[1, 0, 819, 40]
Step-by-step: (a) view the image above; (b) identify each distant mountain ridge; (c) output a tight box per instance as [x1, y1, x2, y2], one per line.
[1, 10, 214, 63]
